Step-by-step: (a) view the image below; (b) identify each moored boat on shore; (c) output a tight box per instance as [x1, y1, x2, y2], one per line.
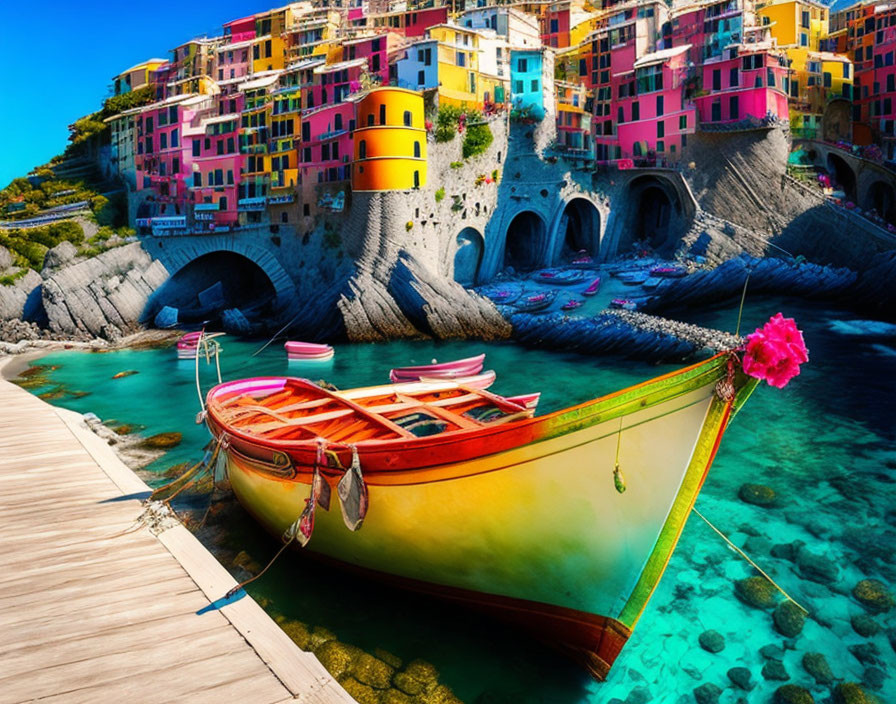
[513, 291, 557, 312]
[390, 354, 485, 383]
[535, 269, 586, 285]
[285, 341, 335, 361]
[583, 276, 602, 296]
[176, 332, 224, 360]
[205, 353, 761, 680]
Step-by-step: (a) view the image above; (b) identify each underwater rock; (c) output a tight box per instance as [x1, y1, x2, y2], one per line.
[727, 667, 754, 690]
[743, 536, 772, 555]
[738, 483, 777, 507]
[862, 667, 886, 691]
[796, 547, 839, 584]
[112, 369, 139, 379]
[339, 677, 380, 704]
[698, 630, 726, 653]
[352, 652, 395, 689]
[374, 648, 403, 670]
[773, 684, 815, 704]
[849, 642, 882, 667]
[382, 690, 414, 704]
[853, 579, 894, 612]
[418, 684, 463, 704]
[692, 682, 722, 704]
[624, 687, 649, 704]
[760, 644, 786, 661]
[314, 640, 363, 680]
[888, 627, 896, 654]
[831, 682, 877, 704]
[114, 423, 138, 435]
[393, 659, 440, 696]
[738, 523, 762, 537]
[802, 652, 835, 685]
[231, 550, 261, 575]
[393, 672, 425, 696]
[139, 432, 183, 449]
[278, 620, 311, 649]
[735, 576, 778, 609]
[773, 601, 806, 637]
[851, 614, 881, 637]
[762, 660, 790, 681]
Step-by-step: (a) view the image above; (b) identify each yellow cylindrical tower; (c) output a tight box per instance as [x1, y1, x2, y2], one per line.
[352, 87, 427, 191]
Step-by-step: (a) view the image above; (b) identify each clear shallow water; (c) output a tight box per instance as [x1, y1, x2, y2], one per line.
[21, 298, 896, 703]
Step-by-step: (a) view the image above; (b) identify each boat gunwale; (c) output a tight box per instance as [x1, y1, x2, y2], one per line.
[206, 352, 738, 471]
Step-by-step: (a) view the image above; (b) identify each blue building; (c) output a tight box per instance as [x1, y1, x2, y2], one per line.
[510, 48, 545, 120]
[396, 39, 439, 91]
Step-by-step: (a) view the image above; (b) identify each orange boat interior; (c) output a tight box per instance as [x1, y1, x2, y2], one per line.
[208, 378, 535, 446]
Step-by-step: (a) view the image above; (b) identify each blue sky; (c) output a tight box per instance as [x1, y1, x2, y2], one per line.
[0, 1, 274, 188]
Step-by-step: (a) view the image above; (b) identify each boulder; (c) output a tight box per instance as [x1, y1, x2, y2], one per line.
[762, 660, 790, 681]
[735, 577, 778, 609]
[853, 579, 894, 613]
[773, 684, 815, 704]
[738, 484, 777, 506]
[802, 652, 835, 685]
[851, 614, 881, 637]
[43, 241, 78, 270]
[773, 601, 806, 637]
[139, 432, 183, 450]
[0, 245, 12, 270]
[727, 667, 754, 691]
[760, 644, 786, 661]
[848, 642, 882, 667]
[692, 683, 722, 704]
[832, 682, 877, 704]
[796, 547, 839, 584]
[698, 630, 725, 654]
[862, 667, 885, 691]
[313, 639, 362, 680]
[351, 652, 395, 689]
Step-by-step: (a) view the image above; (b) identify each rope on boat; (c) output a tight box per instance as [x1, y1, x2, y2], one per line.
[692, 507, 809, 615]
[194, 327, 206, 412]
[734, 273, 752, 338]
[224, 519, 299, 599]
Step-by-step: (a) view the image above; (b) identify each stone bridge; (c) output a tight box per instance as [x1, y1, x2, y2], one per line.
[796, 139, 896, 222]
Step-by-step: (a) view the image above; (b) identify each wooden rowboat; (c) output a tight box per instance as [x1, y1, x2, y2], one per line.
[205, 353, 758, 680]
[285, 341, 335, 361]
[176, 332, 224, 360]
[389, 353, 485, 383]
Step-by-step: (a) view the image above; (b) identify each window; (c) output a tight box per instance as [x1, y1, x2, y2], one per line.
[418, 70, 426, 85]
[656, 95, 664, 116]
[169, 106, 177, 124]
[403, 110, 412, 127]
[656, 140, 664, 152]
[413, 171, 420, 189]
[730, 67, 739, 87]
[146, 116, 153, 133]
[657, 120, 664, 137]
[359, 140, 367, 159]
[172, 158, 179, 173]
[711, 100, 721, 122]
[379, 104, 386, 124]
[888, 74, 895, 92]
[729, 95, 739, 120]
[768, 68, 777, 88]
[159, 132, 168, 150]
[227, 137, 235, 153]
[518, 58, 528, 72]
[823, 72, 831, 88]
[193, 173, 202, 187]
[413, 141, 420, 158]
[617, 106, 624, 123]
[531, 79, 538, 92]
[801, 10, 810, 28]
[192, 139, 201, 157]
[217, 140, 224, 155]
[712, 69, 721, 91]
[227, 170, 234, 185]
[219, 197, 227, 211]
[791, 79, 799, 98]
[679, 115, 687, 130]
[514, 80, 523, 94]
[843, 63, 851, 78]
[457, 51, 466, 68]
[550, 18, 559, 33]
[632, 101, 639, 121]
[800, 33, 808, 46]
[302, 122, 311, 141]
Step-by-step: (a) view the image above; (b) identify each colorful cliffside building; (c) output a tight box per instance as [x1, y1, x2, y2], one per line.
[352, 87, 427, 191]
[112, 59, 168, 96]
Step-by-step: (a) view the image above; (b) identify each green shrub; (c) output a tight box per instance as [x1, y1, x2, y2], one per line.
[0, 269, 28, 286]
[463, 123, 493, 159]
[449, 161, 463, 169]
[434, 187, 445, 203]
[435, 104, 463, 143]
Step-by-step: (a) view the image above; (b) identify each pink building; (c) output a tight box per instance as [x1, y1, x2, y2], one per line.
[614, 45, 697, 162]
[222, 15, 257, 43]
[186, 102, 243, 230]
[342, 33, 392, 85]
[305, 58, 366, 111]
[215, 40, 254, 84]
[299, 101, 355, 187]
[694, 48, 790, 127]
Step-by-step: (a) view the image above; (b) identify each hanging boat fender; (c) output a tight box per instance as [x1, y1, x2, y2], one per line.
[337, 445, 369, 531]
[613, 463, 626, 494]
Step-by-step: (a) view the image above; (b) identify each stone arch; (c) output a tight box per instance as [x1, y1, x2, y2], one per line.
[551, 197, 601, 263]
[453, 227, 484, 286]
[826, 153, 857, 203]
[620, 175, 687, 256]
[864, 180, 896, 224]
[504, 210, 547, 271]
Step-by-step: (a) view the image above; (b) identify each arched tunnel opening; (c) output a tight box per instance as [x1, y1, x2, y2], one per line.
[558, 198, 601, 261]
[504, 211, 547, 272]
[827, 153, 857, 203]
[147, 251, 277, 334]
[620, 176, 685, 257]
[454, 227, 484, 287]
[865, 181, 896, 225]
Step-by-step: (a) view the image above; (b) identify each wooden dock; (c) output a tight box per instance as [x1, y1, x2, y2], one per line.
[0, 368, 356, 704]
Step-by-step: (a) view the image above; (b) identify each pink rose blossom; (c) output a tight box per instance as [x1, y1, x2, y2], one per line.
[741, 314, 808, 389]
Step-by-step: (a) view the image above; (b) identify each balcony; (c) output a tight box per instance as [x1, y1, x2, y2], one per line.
[194, 202, 221, 212]
[238, 196, 267, 211]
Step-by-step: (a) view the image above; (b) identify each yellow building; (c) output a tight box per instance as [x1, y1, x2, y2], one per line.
[427, 24, 506, 109]
[112, 59, 167, 96]
[757, 0, 853, 140]
[352, 88, 427, 191]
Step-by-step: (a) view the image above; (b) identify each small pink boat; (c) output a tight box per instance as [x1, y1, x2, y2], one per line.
[176, 332, 224, 359]
[570, 250, 594, 268]
[417, 369, 496, 390]
[285, 341, 335, 361]
[610, 298, 638, 311]
[505, 392, 541, 410]
[390, 353, 486, 383]
[583, 276, 601, 296]
[561, 299, 584, 311]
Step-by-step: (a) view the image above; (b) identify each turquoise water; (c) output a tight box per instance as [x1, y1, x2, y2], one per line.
[21, 298, 896, 703]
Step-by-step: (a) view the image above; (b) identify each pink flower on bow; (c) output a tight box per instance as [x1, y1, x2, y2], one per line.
[742, 313, 809, 389]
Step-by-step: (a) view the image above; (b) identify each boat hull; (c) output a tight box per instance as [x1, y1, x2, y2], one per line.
[214, 355, 757, 678]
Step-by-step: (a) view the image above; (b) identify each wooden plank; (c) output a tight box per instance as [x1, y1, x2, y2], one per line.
[0, 372, 354, 703]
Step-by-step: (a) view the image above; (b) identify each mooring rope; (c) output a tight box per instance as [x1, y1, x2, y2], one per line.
[225, 532, 296, 599]
[692, 507, 809, 615]
[734, 272, 752, 338]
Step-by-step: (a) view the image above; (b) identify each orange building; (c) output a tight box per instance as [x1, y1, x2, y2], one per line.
[352, 87, 427, 191]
